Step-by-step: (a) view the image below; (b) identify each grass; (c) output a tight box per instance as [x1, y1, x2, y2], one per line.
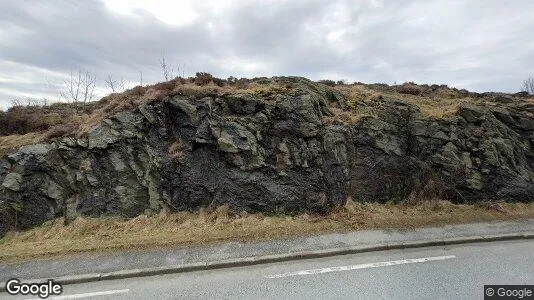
[0, 132, 47, 157]
[1, 199, 533, 263]
[333, 84, 480, 120]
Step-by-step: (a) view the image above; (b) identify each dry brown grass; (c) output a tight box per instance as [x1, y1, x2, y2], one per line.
[1, 199, 533, 263]
[333, 84, 479, 119]
[405, 96, 464, 119]
[334, 84, 382, 110]
[324, 107, 368, 125]
[0, 132, 47, 157]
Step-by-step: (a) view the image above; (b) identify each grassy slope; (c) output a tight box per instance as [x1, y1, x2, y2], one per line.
[1, 200, 533, 263]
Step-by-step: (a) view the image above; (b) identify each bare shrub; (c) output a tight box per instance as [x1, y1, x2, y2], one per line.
[10, 99, 22, 107]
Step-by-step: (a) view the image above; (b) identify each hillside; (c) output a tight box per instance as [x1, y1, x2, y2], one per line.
[1, 76, 534, 236]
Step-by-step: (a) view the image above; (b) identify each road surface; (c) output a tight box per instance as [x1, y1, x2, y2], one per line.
[4, 240, 534, 299]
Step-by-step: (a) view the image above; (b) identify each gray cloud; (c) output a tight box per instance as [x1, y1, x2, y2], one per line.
[1, 0, 533, 108]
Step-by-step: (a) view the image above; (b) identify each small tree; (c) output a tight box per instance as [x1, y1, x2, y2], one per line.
[105, 75, 126, 93]
[522, 77, 534, 95]
[195, 72, 213, 85]
[60, 69, 96, 104]
[160, 56, 177, 81]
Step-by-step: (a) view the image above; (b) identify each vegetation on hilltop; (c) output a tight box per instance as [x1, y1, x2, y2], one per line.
[1, 74, 533, 157]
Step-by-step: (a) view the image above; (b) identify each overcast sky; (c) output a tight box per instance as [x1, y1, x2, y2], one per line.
[1, 0, 533, 108]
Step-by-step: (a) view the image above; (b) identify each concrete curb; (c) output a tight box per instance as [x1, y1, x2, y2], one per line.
[1, 231, 533, 292]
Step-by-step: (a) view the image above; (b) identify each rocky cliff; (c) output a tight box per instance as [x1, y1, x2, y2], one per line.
[1, 77, 533, 235]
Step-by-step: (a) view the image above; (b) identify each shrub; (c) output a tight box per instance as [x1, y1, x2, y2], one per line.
[44, 124, 76, 139]
[212, 77, 226, 87]
[195, 72, 214, 86]
[227, 76, 237, 84]
[0, 108, 50, 135]
[128, 86, 146, 96]
[235, 78, 250, 89]
[398, 83, 423, 95]
[515, 91, 530, 97]
[252, 77, 270, 84]
[318, 80, 336, 87]
[153, 81, 176, 92]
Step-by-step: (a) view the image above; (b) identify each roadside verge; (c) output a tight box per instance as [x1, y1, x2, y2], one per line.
[1, 219, 533, 292]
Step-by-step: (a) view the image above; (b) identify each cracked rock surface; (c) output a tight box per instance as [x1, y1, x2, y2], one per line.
[1, 77, 533, 235]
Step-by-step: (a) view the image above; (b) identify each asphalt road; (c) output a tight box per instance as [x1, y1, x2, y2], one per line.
[4, 240, 534, 299]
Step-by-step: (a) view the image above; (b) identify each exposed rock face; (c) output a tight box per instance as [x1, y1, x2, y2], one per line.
[1, 77, 533, 235]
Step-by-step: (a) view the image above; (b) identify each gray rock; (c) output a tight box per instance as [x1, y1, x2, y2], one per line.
[2, 173, 22, 191]
[138, 104, 156, 123]
[217, 136, 239, 153]
[225, 94, 260, 115]
[88, 124, 121, 149]
[170, 96, 200, 125]
[458, 104, 486, 122]
[43, 180, 64, 200]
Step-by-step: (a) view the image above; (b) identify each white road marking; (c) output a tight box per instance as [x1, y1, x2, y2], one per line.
[25, 289, 129, 300]
[266, 255, 456, 278]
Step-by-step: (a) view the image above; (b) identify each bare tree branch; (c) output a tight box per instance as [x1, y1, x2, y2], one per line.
[105, 75, 117, 93]
[522, 77, 534, 95]
[81, 70, 96, 104]
[26, 98, 40, 106]
[60, 70, 81, 103]
[10, 99, 22, 107]
[160, 56, 175, 81]
[60, 69, 97, 104]
[105, 75, 125, 93]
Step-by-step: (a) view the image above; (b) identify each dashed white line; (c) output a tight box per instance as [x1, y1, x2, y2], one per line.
[25, 289, 130, 300]
[265, 255, 457, 278]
